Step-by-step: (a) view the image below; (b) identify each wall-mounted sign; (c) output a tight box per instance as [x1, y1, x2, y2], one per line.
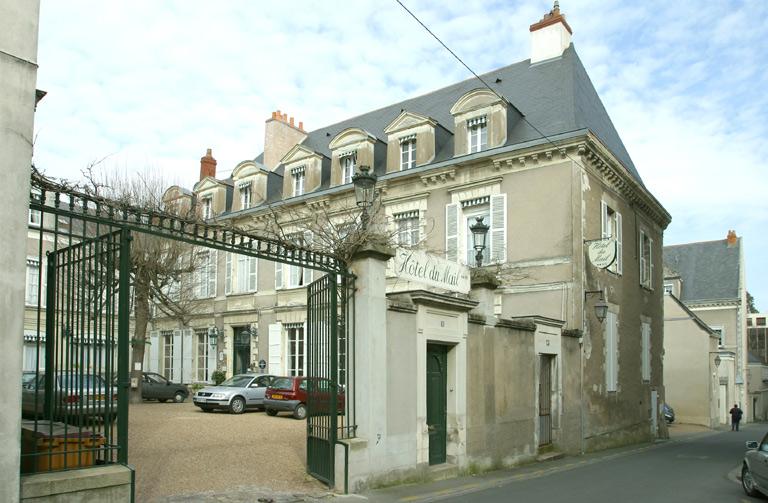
[389, 248, 471, 294]
[588, 239, 617, 269]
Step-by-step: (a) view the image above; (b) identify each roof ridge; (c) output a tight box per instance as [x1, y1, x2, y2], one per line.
[664, 238, 733, 248]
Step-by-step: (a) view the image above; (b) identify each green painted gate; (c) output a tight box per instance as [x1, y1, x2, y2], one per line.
[426, 344, 448, 465]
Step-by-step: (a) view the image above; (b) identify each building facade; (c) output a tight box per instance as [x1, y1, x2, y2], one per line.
[148, 4, 670, 474]
[747, 313, 768, 421]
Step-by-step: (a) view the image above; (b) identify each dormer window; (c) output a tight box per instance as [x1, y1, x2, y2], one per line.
[292, 165, 306, 196]
[341, 152, 356, 184]
[238, 180, 252, 210]
[399, 135, 416, 170]
[467, 116, 487, 153]
[201, 196, 213, 220]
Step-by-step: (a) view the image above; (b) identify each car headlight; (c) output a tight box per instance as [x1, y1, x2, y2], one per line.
[210, 393, 226, 399]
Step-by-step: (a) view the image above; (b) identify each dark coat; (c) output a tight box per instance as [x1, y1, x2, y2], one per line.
[730, 407, 743, 421]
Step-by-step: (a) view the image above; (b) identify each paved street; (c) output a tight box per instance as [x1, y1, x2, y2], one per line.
[364, 423, 768, 503]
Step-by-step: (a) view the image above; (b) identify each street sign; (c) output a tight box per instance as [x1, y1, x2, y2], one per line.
[588, 239, 617, 269]
[389, 248, 471, 294]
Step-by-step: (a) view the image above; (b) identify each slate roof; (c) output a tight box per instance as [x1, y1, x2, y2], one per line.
[297, 44, 641, 182]
[663, 238, 742, 304]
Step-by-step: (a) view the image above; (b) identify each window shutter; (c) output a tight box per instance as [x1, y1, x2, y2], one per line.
[275, 261, 283, 290]
[182, 328, 194, 383]
[639, 232, 646, 285]
[649, 237, 654, 289]
[225, 253, 232, 295]
[641, 322, 651, 382]
[206, 334, 217, 382]
[616, 212, 623, 274]
[268, 323, 283, 375]
[445, 203, 459, 262]
[148, 330, 159, 373]
[605, 312, 618, 392]
[601, 201, 609, 239]
[303, 231, 313, 285]
[490, 194, 507, 263]
[172, 329, 182, 382]
[208, 251, 217, 297]
[248, 257, 258, 292]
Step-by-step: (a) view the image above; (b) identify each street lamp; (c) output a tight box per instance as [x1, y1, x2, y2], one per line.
[584, 290, 609, 323]
[469, 216, 490, 267]
[352, 165, 377, 230]
[207, 326, 219, 348]
[714, 354, 722, 369]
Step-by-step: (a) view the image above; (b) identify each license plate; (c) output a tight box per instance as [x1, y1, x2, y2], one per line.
[272, 394, 283, 400]
[94, 394, 104, 401]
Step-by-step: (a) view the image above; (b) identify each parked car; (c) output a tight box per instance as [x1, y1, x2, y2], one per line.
[662, 403, 675, 423]
[21, 371, 114, 420]
[742, 434, 768, 497]
[141, 372, 189, 403]
[193, 373, 274, 414]
[263, 376, 345, 420]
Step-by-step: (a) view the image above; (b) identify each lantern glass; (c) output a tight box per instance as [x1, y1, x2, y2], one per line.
[352, 165, 377, 208]
[594, 299, 608, 323]
[470, 216, 490, 251]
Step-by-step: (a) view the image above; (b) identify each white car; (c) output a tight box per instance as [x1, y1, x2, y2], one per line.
[742, 434, 768, 497]
[193, 373, 274, 414]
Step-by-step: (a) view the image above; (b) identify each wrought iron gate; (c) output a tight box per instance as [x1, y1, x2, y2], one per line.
[538, 354, 552, 446]
[306, 273, 354, 487]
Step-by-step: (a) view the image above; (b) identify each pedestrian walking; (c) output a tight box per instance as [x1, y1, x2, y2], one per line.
[730, 404, 743, 431]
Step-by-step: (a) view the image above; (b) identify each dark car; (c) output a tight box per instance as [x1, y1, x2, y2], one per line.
[193, 373, 274, 414]
[21, 371, 113, 419]
[141, 372, 189, 403]
[742, 433, 768, 497]
[263, 376, 345, 420]
[662, 403, 675, 423]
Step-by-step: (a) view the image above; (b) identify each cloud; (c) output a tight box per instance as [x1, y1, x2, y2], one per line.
[32, 0, 768, 306]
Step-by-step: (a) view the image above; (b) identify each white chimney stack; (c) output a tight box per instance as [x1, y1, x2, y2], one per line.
[530, 1, 572, 64]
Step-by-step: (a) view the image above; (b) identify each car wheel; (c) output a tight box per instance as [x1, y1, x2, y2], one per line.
[230, 396, 246, 414]
[173, 391, 186, 403]
[743, 464, 760, 497]
[294, 403, 307, 420]
[158, 399, 168, 403]
[266, 408, 277, 416]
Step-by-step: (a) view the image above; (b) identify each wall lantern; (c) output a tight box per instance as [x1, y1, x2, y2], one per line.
[469, 216, 490, 268]
[712, 354, 722, 368]
[207, 326, 219, 347]
[352, 165, 377, 229]
[584, 290, 608, 323]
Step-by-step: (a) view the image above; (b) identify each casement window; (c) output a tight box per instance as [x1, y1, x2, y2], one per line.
[196, 250, 217, 299]
[286, 324, 305, 376]
[663, 283, 673, 295]
[275, 232, 313, 289]
[292, 165, 306, 196]
[467, 116, 488, 153]
[29, 209, 41, 227]
[445, 194, 506, 265]
[341, 152, 356, 184]
[238, 181, 252, 210]
[641, 322, 651, 383]
[605, 311, 618, 392]
[26, 258, 40, 306]
[162, 330, 175, 381]
[225, 253, 257, 294]
[600, 201, 623, 274]
[394, 210, 419, 246]
[196, 329, 209, 382]
[639, 230, 654, 289]
[201, 196, 213, 220]
[400, 135, 416, 170]
[711, 326, 724, 347]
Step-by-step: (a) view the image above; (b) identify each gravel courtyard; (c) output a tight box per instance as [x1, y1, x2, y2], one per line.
[129, 401, 327, 502]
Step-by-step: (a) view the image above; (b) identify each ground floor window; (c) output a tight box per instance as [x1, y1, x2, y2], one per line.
[195, 329, 209, 382]
[162, 330, 174, 380]
[287, 325, 305, 376]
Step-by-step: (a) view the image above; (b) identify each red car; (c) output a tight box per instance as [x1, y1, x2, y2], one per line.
[263, 376, 345, 420]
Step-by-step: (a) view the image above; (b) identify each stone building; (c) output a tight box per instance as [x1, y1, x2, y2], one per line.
[148, 4, 670, 482]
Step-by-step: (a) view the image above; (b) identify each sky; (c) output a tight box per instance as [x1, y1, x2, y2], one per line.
[33, 0, 768, 308]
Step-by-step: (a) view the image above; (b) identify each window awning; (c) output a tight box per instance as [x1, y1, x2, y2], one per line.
[291, 165, 306, 175]
[393, 210, 419, 220]
[461, 196, 490, 208]
[467, 115, 487, 127]
[339, 150, 356, 159]
[237, 180, 252, 189]
[398, 134, 416, 144]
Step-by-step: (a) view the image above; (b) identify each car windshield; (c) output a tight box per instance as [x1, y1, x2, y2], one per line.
[270, 377, 294, 390]
[22, 373, 37, 386]
[57, 374, 106, 389]
[219, 375, 254, 388]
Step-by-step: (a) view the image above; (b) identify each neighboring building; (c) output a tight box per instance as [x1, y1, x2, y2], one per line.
[747, 313, 768, 421]
[663, 231, 756, 424]
[151, 3, 671, 466]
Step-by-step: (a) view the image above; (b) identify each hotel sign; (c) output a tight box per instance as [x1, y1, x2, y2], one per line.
[390, 248, 471, 294]
[587, 238, 617, 269]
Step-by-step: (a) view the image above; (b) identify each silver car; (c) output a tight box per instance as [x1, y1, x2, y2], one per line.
[742, 434, 768, 497]
[193, 373, 274, 414]
[21, 372, 113, 419]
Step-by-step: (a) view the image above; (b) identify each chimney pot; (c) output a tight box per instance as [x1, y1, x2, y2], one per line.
[529, 2, 573, 64]
[289, 117, 295, 127]
[299, 121, 304, 131]
[200, 148, 217, 181]
[727, 230, 738, 246]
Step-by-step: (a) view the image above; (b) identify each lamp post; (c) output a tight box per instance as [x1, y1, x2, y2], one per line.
[469, 216, 490, 267]
[584, 290, 608, 323]
[207, 326, 219, 348]
[352, 165, 377, 230]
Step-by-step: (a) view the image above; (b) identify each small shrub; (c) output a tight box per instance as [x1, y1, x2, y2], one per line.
[211, 370, 226, 385]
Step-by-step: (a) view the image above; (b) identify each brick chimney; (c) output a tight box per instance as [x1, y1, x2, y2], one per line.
[727, 229, 738, 247]
[530, 1, 573, 64]
[200, 148, 217, 181]
[263, 110, 308, 170]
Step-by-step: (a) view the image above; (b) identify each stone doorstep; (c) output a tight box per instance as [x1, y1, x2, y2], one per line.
[427, 463, 459, 481]
[20, 464, 133, 499]
[535, 451, 565, 462]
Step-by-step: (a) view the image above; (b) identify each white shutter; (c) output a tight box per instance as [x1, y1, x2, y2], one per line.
[445, 203, 459, 262]
[600, 201, 609, 239]
[641, 322, 651, 382]
[148, 330, 159, 373]
[206, 334, 217, 382]
[616, 212, 623, 274]
[605, 312, 618, 392]
[225, 253, 232, 295]
[648, 237, 654, 289]
[172, 329, 182, 382]
[208, 251, 217, 297]
[639, 232, 646, 285]
[182, 328, 194, 383]
[490, 194, 507, 263]
[237, 255, 247, 292]
[275, 262, 283, 290]
[248, 257, 258, 292]
[268, 323, 283, 375]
